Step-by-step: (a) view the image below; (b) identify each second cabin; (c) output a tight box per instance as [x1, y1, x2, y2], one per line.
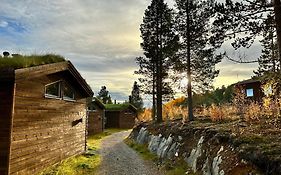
[105, 104, 138, 129]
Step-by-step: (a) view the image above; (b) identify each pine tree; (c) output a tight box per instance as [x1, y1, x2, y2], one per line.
[97, 86, 110, 104]
[254, 28, 280, 76]
[137, 0, 179, 122]
[173, 0, 222, 121]
[129, 81, 144, 111]
[211, 0, 281, 69]
[135, 56, 157, 120]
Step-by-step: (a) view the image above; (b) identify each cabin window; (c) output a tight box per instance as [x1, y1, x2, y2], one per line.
[45, 81, 61, 98]
[246, 88, 254, 97]
[124, 110, 133, 115]
[88, 106, 96, 111]
[63, 83, 75, 101]
[45, 81, 75, 101]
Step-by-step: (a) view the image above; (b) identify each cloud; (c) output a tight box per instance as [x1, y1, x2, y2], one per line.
[0, 0, 264, 103]
[0, 20, 8, 28]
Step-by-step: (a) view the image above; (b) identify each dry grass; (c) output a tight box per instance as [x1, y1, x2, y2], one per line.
[138, 95, 281, 124]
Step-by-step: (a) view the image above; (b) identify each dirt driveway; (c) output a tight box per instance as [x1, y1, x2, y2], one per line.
[98, 130, 162, 175]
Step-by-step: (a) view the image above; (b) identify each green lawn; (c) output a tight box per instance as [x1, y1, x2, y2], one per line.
[39, 128, 127, 175]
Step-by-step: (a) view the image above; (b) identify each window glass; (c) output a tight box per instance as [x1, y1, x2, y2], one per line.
[246, 88, 254, 97]
[88, 106, 96, 111]
[63, 83, 75, 100]
[45, 82, 61, 97]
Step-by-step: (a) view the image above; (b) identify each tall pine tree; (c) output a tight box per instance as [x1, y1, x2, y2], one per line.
[129, 81, 144, 112]
[137, 0, 179, 122]
[173, 0, 222, 121]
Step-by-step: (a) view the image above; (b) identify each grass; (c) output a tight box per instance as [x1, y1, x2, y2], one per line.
[105, 104, 133, 111]
[124, 138, 158, 161]
[39, 128, 128, 175]
[0, 54, 65, 69]
[124, 138, 196, 175]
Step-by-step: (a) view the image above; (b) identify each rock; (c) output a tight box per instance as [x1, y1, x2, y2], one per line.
[212, 146, 224, 175]
[185, 136, 204, 172]
[148, 134, 162, 154]
[136, 127, 149, 144]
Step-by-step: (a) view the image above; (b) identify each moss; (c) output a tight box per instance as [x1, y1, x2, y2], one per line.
[234, 135, 268, 146]
[105, 104, 132, 111]
[164, 159, 197, 175]
[124, 138, 158, 161]
[0, 54, 65, 69]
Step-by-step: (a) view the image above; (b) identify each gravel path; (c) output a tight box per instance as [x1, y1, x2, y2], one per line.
[98, 130, 162, 175]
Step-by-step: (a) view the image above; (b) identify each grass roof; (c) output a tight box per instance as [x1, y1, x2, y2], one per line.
[0, 54, 66, 69]
[105, 104, 134, 111]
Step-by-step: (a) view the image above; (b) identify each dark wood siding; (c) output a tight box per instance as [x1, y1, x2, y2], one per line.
[9, 74, 87, 175]
[119, 110, 136, 129]
[88, 109, 104, 135]
[105, 111, 120, 128]
[105, 110, 136, 129]
[0, 80, 15, 175]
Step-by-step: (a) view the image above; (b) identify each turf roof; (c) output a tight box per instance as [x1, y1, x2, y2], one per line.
[105, 104, 135, 111]
[0, 54, 66, 69]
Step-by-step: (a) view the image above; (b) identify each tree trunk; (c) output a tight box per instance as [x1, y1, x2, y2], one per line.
[186, 0, 194, 121]
[156, 59, 163, 123]
[152, 68, 156, 121]
[274, 0, 281, 73]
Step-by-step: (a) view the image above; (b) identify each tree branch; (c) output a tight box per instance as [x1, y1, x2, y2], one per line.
[225, 54, 258, 63]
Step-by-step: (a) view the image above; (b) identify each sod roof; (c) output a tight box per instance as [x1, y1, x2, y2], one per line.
[0, 54, 66, 69]
[105, 103, 137, 112]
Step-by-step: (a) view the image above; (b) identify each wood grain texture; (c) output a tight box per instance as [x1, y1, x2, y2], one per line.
[88, 109, 104, 135]
[9, 73, 88, 175]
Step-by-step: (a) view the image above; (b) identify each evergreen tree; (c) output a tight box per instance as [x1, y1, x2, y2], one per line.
[254, 28, 280, 76]
[97, 86, 110, 104]
[129, 81, 144, 111]
[173, 0, 222, 121]
[135, 56, 157, 120]
[137, 0, 179, 122]
[211, 0, 281, 69]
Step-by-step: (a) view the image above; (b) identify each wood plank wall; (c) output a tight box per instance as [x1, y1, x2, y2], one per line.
[105, 111, 120, 128]
[0, 80, 14, 175]
[119, 111, 136, 129]
[9, 74, 87, 175]
[88, 109, 104, 135]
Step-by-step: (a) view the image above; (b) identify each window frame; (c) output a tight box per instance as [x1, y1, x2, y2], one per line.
[44, 80, 76, 102]
[87, 105, 97, 112]
[246, 88, 254, 97]
[44, 80, 62, 99]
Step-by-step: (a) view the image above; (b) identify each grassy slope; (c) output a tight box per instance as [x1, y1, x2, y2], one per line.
[39, 129, 127, 175]
[0, 54, 65, 69]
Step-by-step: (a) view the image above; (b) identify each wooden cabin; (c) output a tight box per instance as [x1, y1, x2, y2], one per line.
[105, 104, 137, 129]
[235, 79, 263, 102]
[0, 60, 93, 175]
[87, 97, 105, 135]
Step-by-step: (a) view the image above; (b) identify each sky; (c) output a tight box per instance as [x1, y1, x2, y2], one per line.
[0, 0, 260, 104]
